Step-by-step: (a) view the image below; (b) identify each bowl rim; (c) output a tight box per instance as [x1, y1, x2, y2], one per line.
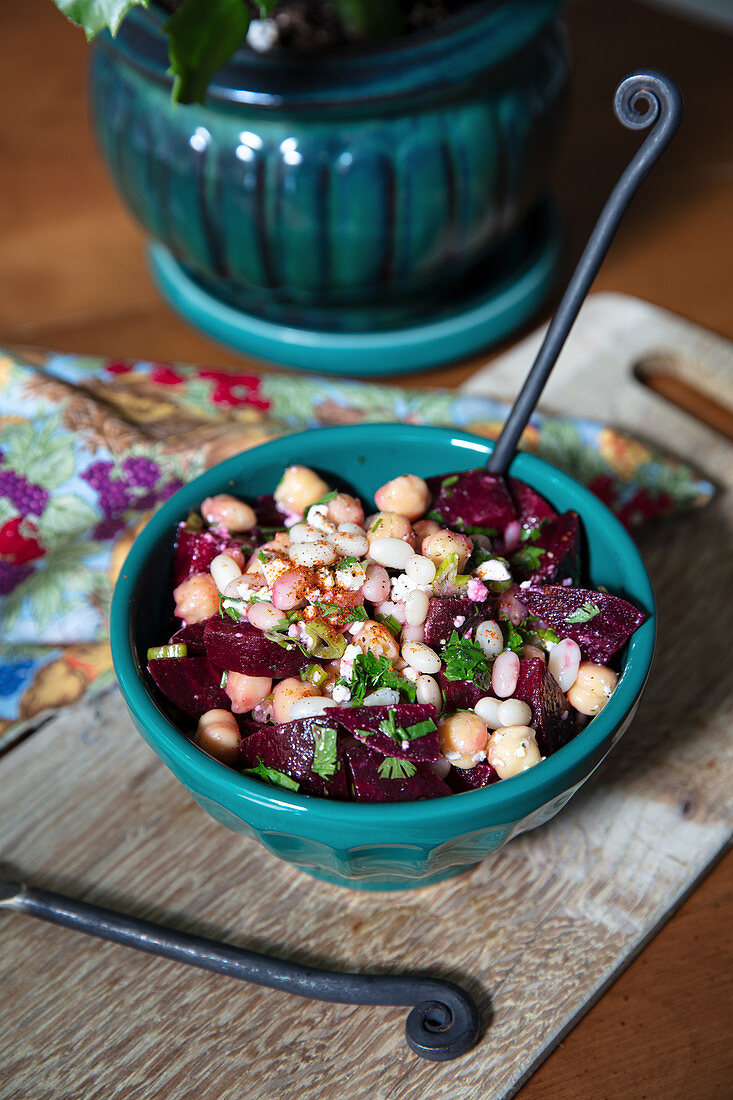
[111, 424, 656, 826]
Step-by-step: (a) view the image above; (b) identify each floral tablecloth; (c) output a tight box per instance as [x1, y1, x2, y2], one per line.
[0, 347, 714, 741]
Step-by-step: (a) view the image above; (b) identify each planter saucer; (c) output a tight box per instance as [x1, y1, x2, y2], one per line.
[148, 203, 561, 376]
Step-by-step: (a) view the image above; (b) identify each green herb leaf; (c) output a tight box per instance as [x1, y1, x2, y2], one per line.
[220, 669, 229, 688]
[426, 510, 444, 524]
[520, 518, 550, 543]
[404, 718, 436, 739]
[336, 556, 359, 569]
[502, 620, 525, 656]
[370, 517, 383, 533]
[312, 724, 339, 779]
[441, 475, 459, 489]
[338, 652, 416, 703]
[534, 626, 561, 650]
[257, 550, 267, 563]
[455, 521, 498, 538]
[244, 759, 300, 792]
[347, 605, 368, 622]
[219, 595, 242, 622]
[377, 756, 417, 780]
[565, 600, 601, 624]
[308, 489, 338, 509]
[510, 545, 546, 573]
[440, 631, 492, 687]
[147, 643, 187, 660]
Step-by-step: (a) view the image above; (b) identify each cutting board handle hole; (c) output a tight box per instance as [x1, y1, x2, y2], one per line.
[634, 354, 733, 441]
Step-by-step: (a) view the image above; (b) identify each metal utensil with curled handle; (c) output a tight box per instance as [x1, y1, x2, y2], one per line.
[0, 871, 479, 1061]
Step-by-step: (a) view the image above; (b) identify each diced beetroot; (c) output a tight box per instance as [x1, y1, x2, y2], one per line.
[426, 469, 517, 531]
[203, 616, 309, 678]
[436, 672, 487, 711]
[521, 586, 646, 663]
[254, 493, 286, 529]
[514, 657, 573, 756]
[511, 511, 581, 585]
[173, 525, 243, 585]
[342, 741, 451, 802]
[446, 761, 500, 793]
[147, 655, 230, 718]
[331, 705, 440, 762]
[507, 477, 557, 532]
[168, 619, 211, 656]
[239, 716, 349, 799]
[424, 597, 492, 650]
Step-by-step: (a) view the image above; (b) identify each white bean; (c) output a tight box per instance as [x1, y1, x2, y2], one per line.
[491, 650, 520, 698]
[475, 620, 503, 658]
[497, 698, 532, 727]
[376, 599, 406, 624]
[288, 540, 337, 568]
[361, 563, 390, 604]
[416, 673, 442, 712]
[330, 531, 369, 558]
[369, 536, 416, 570]
[401, 640, 441, 675]
[363, 688, 401, 707]
[405, 553, 436, 586]
[402, 623, 426, 644]
[247, 602, 286, 631]
[405, 589, 429, 626]
[548, 638, 582, 693]
[338, 522, 366, 536]
[474, 696, 502, 728]
[210, 553, 243, 594]
[288, 696, 339, 720]
[289, 523, 323, 544]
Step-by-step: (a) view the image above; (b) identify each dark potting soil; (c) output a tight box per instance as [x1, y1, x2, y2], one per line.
[154, 1, 477, 53]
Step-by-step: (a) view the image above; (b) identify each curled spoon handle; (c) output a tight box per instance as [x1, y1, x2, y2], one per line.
[1, 877, 479, 1062]
[487, 70, 683, 475]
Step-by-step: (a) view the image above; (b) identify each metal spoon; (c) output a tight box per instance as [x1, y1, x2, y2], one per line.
[487, 70, 683, 475]
[0, 871, 479, 1061]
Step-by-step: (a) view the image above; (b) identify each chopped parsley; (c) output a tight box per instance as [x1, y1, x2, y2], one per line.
[257, 550, 267, 563]
[312, 724, 339, 779]
[510, 545, 546, 573]
[502, 620, 525, 656]
[315, 602, 367, 622]
[405, 718, 437, 739]
[219, 670, 229, 689]
[308, 489, 338, 509]
[370, 517, 383, 533]
[520, 518, 550, 543]
[426, 509, 444, 524]
[336, 556, 359, 570]
[338, 651, 416, 703]
[364, 711, 436, 744]
[455, 521, 498, 539]
[441, 475, 459, 489]
[219, 595, 242, 622]
[244, 759, 300, 792]
[565, 600, 601, 624]
[440, 631, 492, 687]
[377, 757, 417, 780]
[533, 626, 561, 650]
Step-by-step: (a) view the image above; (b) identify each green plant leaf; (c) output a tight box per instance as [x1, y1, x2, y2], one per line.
[329, 0, 405, 38]
[53, 0, 148, 40]
[165, 0, 251, 105]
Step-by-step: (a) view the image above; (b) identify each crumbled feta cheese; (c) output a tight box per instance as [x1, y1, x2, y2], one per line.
[307, 504, 336, 535]
[227, 578, 272, 604]
[348, 622, 363, 635]
[471, 750, 486, 763]
[262, 557, 290, 586]
[391, 572, 421, 604]
[401, 740, 410, 751]
[335, 560, 366, 591]
[445, 751, 461, 762]
[401, 666, 420, 684]
[476, 559, 512, 583]
[466, 577, 489, 602]
[332, 684, 352, 704]
[339, 643, 361, 678]
[246, 18, 279, 52]
[453, 615, 466, 628]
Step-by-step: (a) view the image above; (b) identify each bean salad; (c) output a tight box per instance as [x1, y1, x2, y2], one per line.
[146, 465, 646, 801]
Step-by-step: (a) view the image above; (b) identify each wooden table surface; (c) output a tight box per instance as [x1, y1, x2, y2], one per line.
[1, 0, 731, 1096]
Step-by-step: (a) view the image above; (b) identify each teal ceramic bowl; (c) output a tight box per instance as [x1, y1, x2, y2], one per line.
[111, 425, 655, 890]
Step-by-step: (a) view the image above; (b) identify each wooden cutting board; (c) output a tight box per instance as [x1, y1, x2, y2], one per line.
[1, 294, 731, 1100]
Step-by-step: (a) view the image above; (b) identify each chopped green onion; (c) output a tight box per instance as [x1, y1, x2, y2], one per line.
[147, 643, 187, 660]
[375, 612, 402, 637]
[220, 670, 229, 689]
[301, 663, 329, 687]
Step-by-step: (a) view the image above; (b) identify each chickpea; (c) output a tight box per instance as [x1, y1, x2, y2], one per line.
[274, 465, 330, 517]
[374, 475, 430, 521]
[438, 711, 489, 770]
[195, 709, 241, 766]
[486, 725, 541, 779]
[413, 519, 440, 550]
[366, 512, 416, 545]
[225, 672, 273, 715]
[173, 572, 220, 624]
[272, 677, 322, 724]
[567, 662, 618, 716]
[327, 493, 364, 527]
[421, 529, 473, 571]
[353, 620, 401, 661]
[201, 494, 256, 533]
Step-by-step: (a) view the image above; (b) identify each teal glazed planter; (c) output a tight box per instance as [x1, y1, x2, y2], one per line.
[89, 1, 569, 334]
[111, 426, 655, 891]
